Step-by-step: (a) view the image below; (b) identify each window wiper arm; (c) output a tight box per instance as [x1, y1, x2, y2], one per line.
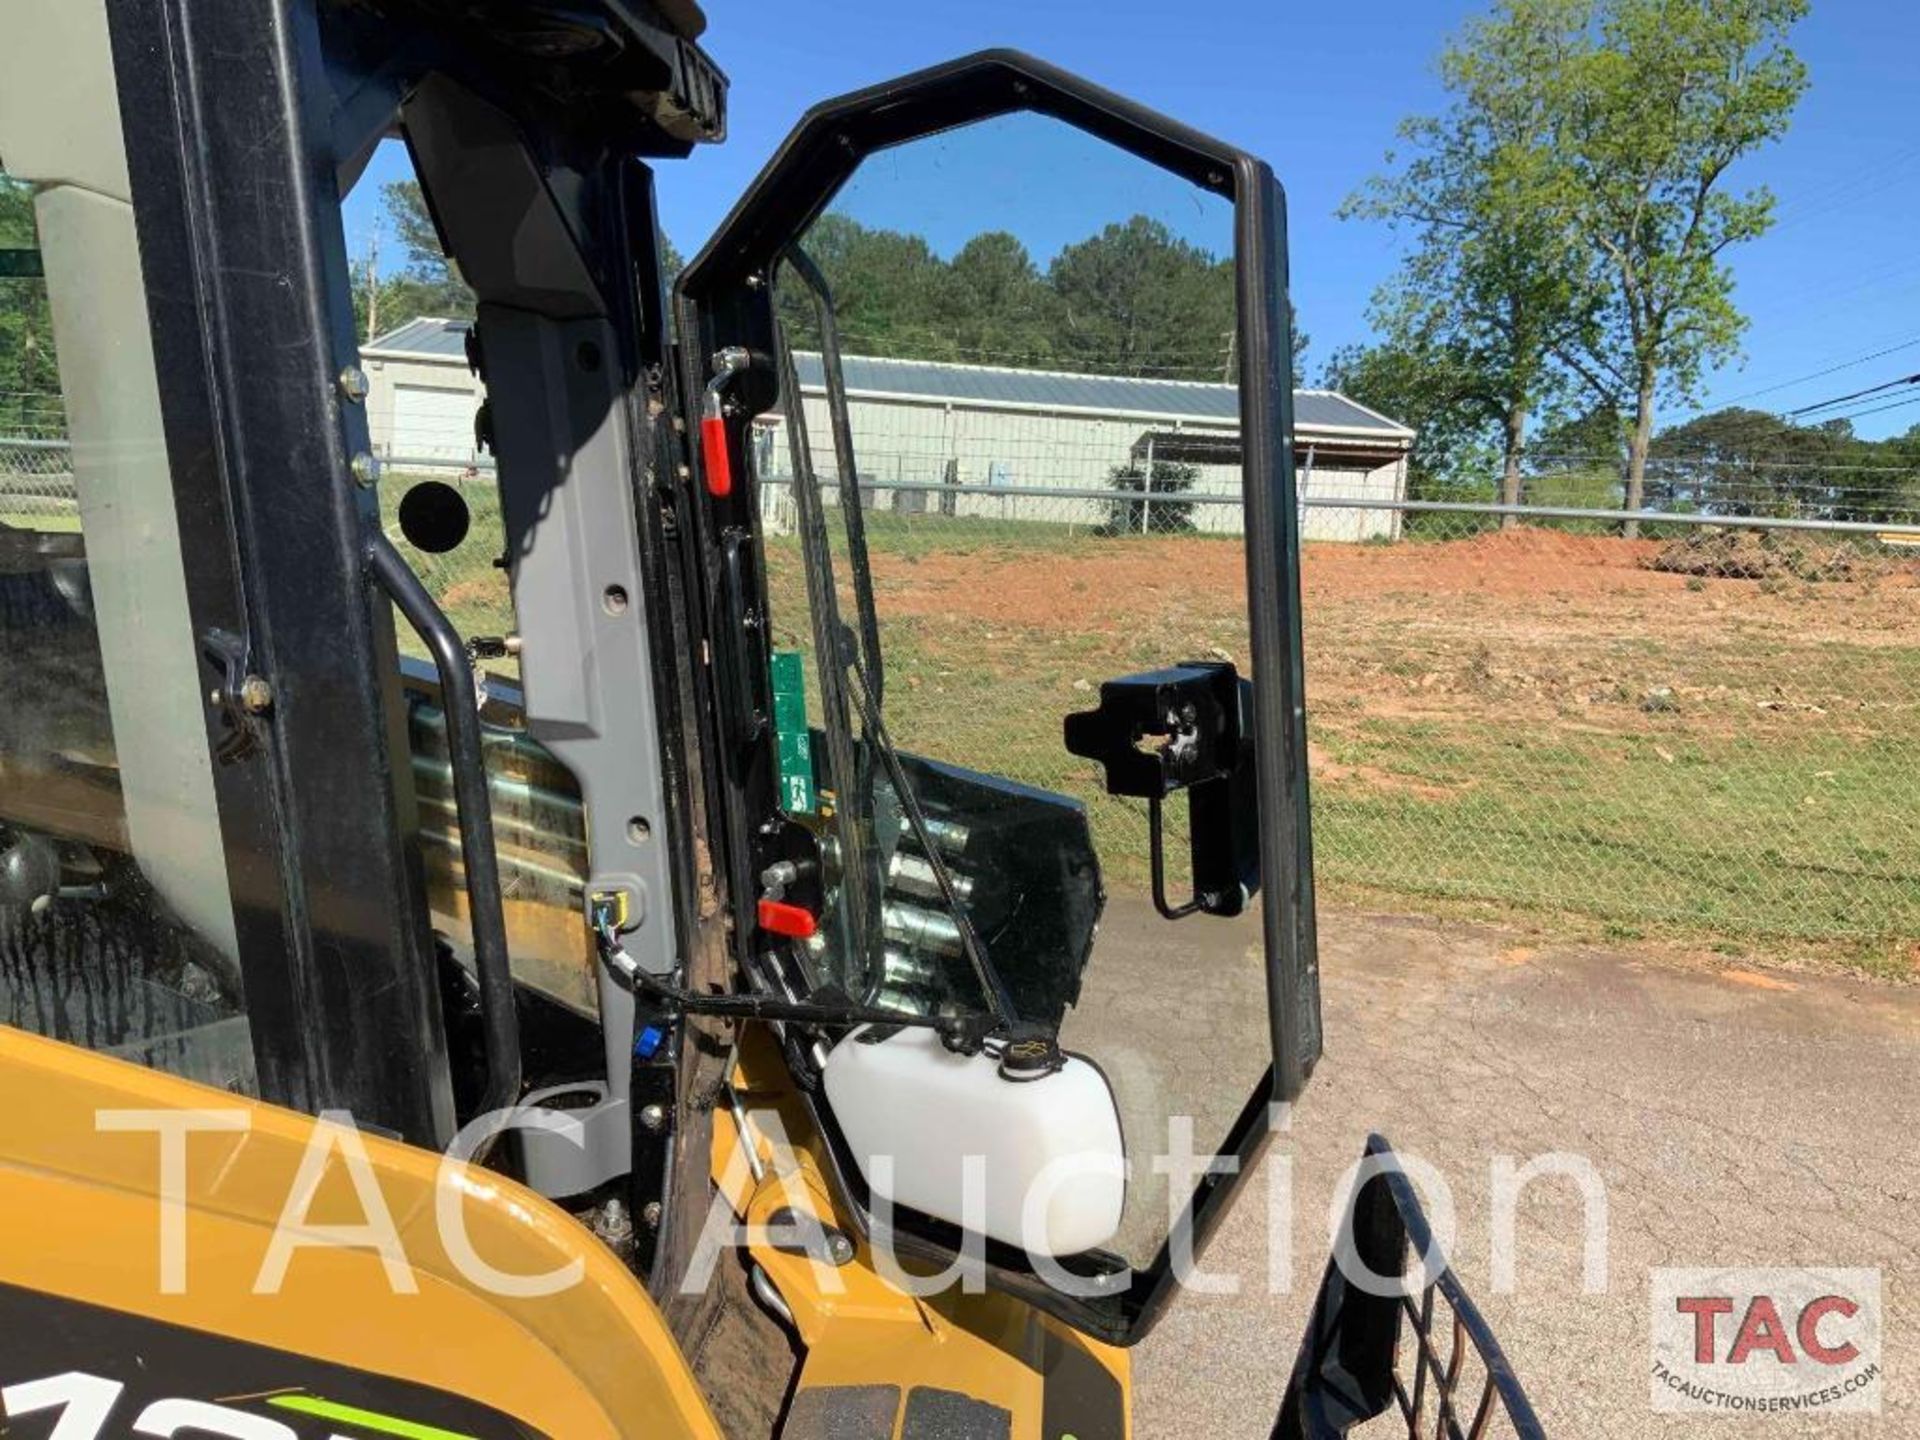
[837, 640, 1022, 1032]
[773, 324, 883, 990]
[772, 263, 1023, 1039]
[785, 244, 885, 709]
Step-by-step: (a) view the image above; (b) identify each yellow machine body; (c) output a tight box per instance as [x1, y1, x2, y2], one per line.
[0, 1024, 1128, 1437]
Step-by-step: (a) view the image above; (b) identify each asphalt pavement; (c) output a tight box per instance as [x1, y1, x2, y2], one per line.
[1124, 908, 1920, 1437]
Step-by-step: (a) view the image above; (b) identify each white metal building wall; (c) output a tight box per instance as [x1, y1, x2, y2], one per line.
[781, 389, 1405, 540]
[356, 342, 1410, 540]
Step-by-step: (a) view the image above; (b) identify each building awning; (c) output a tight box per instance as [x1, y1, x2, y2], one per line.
[1130, 429, 1410, 469]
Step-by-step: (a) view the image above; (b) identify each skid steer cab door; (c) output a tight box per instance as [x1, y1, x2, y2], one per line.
[678, 52, 1322, 1345]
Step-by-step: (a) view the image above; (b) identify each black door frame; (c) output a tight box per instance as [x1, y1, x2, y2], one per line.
[676, 49, 1323, 1343]
[102, 0, 457, 1141]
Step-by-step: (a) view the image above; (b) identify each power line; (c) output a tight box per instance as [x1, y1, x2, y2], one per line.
[1788, 372, 1920, 419]
[1709, 334, 1920, 409]
[1711, 254, 1920, 364]
[1819, 391, 1920, 426]
[1768, 142, 1920, 230]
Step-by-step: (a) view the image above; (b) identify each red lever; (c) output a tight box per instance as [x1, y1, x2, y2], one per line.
[700, 411, 732, 498]
[757, 897, 817, 940]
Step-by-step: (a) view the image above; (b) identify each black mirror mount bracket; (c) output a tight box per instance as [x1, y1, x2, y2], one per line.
[1064, 662, 1260, 920]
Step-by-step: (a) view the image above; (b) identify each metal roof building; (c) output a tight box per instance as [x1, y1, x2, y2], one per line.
[361, 317, 1414, 541]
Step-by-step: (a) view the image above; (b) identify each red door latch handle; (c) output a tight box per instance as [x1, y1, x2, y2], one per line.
[757, 897, 818, 939]
[700, 408, 732, 498]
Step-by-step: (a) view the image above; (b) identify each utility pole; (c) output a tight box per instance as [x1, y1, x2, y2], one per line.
[362, 230, 380, 341]
[1220, 328, 1236, 384]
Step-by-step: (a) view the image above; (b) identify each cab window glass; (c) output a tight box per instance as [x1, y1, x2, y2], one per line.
[0, 169, 253, 1091]
[760, 115, 1268, 1270]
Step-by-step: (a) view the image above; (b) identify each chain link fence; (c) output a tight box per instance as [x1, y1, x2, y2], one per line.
[750, 468, 1920, 971]
[11, 431, 1918, 971]
[0, 435, 76, 529]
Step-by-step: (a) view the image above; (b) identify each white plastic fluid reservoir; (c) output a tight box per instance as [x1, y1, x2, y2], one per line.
[821, 1026, 1126, 1258]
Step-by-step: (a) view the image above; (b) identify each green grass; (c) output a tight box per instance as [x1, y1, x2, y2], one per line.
[761, 530, 1920, 975]
[1310, 719, 1920, 949]
[868, 621, 1920, 962]
[0, 504, 80, 532]
[380, 474, 516, 672]
[401, 487, 1920, 976]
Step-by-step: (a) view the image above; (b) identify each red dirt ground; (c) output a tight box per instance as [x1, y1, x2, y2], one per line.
[867, 527, 1920, 639]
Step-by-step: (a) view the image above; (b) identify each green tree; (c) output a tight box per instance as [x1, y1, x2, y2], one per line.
[384, 180, 474, 316]
[1321, 341, 1499, 499]
[1531, 402, 1625, 468]
[0, 179, 61, 436]
[1100, 458, 1200, 536]
[937, 231, 1058, 367]
[1321, 340, 1506, 535]
[1547, 0, 1809, 532]
[777, 213, 953, 358]
[1651, 406, 1917, 523]
[353, 181, 475, 340]
[1048, 216, 1235, 379]
[1344, 0, 1598, 527]
[775, 210, 1291, 387]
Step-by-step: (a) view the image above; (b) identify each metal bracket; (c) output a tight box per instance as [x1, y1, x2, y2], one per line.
[199, 627, 264, 764]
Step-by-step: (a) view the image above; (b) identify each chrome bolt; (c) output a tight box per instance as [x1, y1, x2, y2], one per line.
[594, 1198, 635, 1246]
[349, 451, 381, 488]
[238, 675, 274, 715]
[337, 365, 369, 404]
[825, 1230, 855, 1266]
[641, 1201, 662, 1229]
[639, 1103, 666, 1132]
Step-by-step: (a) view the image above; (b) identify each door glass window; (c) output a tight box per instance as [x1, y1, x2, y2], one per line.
[760, 115, 1268, 1270]
[0, 169, 253, 1092]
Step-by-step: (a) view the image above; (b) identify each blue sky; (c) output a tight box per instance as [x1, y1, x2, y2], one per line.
[822, 113, 1234, 263]
[343, 0, 1920, 439]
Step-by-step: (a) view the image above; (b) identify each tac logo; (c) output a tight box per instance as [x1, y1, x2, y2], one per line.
[1649, 1267, 1882, 1415]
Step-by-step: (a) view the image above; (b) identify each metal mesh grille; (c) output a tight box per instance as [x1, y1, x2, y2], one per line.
[1279, 1135, 1545, 1440]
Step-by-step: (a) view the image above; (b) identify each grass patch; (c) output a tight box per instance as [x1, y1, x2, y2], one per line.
[764, 528, 1920, 972]
[402, 490, 1920, 976]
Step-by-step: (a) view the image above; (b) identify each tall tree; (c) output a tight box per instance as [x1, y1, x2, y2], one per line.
[777, 212, 1253, 385]
[938, 231, 1058, 368]
[1322, 340, 1501, 501]
[1549, 0, 1808, 532]
[1344, 0, 1598, 527]
[1048, 216, 1236, 379]
[779, 212, 953, 358]
[374, 180, 475, 331]
[1651, 405, 1918, 523]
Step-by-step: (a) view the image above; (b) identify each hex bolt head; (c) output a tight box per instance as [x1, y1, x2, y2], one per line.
[594, 1198, 635, 1245]
[350, 451, 381, 488]
[639, 1103, 667, 1132]
[238, 675, 274, 715]
[337, 365, 370, 404]
[641, 1201, 663, 1229]
[825, 1230, 855, 1266]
